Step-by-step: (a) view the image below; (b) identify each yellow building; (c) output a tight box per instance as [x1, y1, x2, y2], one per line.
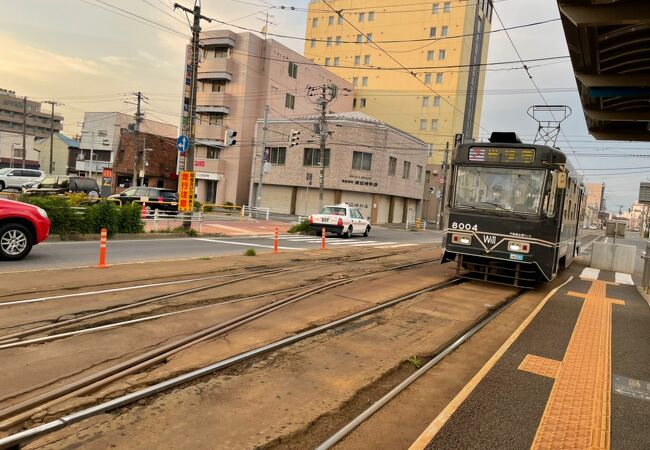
[304, 0, 493, 165]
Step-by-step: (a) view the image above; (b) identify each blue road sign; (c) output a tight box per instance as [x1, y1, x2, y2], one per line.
[176, 135, 189, 154]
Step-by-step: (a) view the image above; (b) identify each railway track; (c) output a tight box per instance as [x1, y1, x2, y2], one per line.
[0, 258, 439, 435]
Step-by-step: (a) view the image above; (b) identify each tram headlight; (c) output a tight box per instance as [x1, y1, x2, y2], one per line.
[452, 234, 472, 245]
[508, 241, 530, 253]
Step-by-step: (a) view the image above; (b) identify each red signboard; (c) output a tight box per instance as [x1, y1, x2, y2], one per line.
[178, 171, 196, 212]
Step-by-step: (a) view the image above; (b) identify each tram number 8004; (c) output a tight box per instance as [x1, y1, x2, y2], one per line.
[451, 222, 478, 231]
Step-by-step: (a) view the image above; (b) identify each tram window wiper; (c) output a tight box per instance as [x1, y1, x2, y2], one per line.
[476, 202, 528, 219]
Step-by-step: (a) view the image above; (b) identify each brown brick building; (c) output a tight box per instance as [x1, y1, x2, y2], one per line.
[112, 132, 178, 192]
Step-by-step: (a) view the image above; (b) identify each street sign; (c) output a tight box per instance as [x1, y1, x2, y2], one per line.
[454, 133, 463, 146]
[178, 171, 196, 212]
[176, 135, 190, 154]
[101, 168, 113, 198]
[263, 162, 272, 174]
[439, 177, 445, 184]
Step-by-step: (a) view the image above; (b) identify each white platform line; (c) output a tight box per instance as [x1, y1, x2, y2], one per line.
[615, 272, 634, 285]
[580, 267, 600, 280]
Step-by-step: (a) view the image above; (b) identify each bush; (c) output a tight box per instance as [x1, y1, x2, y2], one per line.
[244, 248, 256, 256]
[24, 196, 82, 236]
[119, 203, 145, 234]
[85, 201, 120, 236]
[288, 220, 314, 235]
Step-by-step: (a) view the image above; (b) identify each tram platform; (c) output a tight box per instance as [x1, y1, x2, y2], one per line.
[409, 262, 650, 450]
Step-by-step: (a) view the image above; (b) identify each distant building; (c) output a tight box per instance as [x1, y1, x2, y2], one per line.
[585, 182, 605, 226]
[0, 89, 63, 139]
[73, 112, 177, 184]
[179, 30, 353, 205]
[34, 133, 80, 175]
[0, 131, 39, 170]
[112, 132, 178, 191]
[253, 112, 427, 222]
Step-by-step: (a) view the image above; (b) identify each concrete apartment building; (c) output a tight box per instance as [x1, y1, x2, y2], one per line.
[304, 1, 493, 164]
[0, 132, 39, 170]
[179, 30, 352, 205]
[585, 182, 606, 227]
[0, 89, 63, 140]
[74, 112, 177, 183]
[253, 112, 427, 222]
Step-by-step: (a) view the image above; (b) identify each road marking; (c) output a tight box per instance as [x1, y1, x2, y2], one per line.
[519, 280, 625, 450]
[195, 238, 304, 250]
[328, 240, 377, 246]
[580, 267, 600, 281]
[381, 243, 419, 248]
[347, 242, 397, 247]
[604, 237, 609, 243]
[615, 272, 634, 285]
[408, 276, 574, 450]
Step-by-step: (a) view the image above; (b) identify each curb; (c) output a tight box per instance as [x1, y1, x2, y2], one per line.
[45, 232, 228, 242]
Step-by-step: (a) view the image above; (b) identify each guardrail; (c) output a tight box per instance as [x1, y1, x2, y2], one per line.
[201, 203, 244, 220]
[405, 218, 430, 231]
[243, 205, 270, 220]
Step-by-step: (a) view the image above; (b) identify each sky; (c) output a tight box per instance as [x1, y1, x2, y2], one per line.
[1, 0, 648, 212]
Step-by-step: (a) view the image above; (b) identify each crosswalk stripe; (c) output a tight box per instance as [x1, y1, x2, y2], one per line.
[580, 267, 600, 281]
[615, 272, 634, 285]
[383, 243, 418, 248]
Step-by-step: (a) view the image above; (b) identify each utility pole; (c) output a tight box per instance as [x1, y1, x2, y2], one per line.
[130, 91, 147, 185]
[436, 142, 450, 230]
[255, 105, 270, 214]
[175, 1, 212, 171]
[307, 84, 341, 211]
[43, 101, 63, 173]
[22, 96, 27, 169]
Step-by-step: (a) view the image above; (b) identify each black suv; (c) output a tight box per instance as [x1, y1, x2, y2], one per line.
[109, 187, 178, 212]
[25, 176, 101, 198]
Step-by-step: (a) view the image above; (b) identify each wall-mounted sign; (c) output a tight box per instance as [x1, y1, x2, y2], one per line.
[178, 171, 196, 212]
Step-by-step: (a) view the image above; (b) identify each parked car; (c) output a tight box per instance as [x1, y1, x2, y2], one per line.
[0, 168, 45, 192]
[0, 198, 50, 260]
[24, 176, 101, 198]
[309, 203, 371, 238]
[109, 187, 178, 212]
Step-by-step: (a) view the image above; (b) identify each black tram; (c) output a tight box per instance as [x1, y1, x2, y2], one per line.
[441, 132, 586, 288]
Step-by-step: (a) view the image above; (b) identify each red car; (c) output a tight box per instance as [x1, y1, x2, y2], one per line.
[0, 198, 50, 260]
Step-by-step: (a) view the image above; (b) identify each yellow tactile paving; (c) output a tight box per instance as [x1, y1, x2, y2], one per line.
[518, 354, 561, 379]
[524, 280, 625, 450]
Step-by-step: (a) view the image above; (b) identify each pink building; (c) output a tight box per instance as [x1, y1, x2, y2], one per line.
[180, 30, 353, 205]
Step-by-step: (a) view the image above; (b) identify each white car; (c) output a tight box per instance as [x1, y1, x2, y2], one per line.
[0, 168, 45, 192]
[309, 204, 371, 238]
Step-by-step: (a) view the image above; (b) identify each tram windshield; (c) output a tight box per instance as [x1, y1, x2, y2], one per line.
[454, 166, 545, 214]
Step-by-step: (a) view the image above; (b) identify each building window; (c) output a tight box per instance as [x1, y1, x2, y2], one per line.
[353, 98, 357, 108]
[325, 57, 331, 66]
[388, 156, 397, 176]
[436, 73, 443, 83]
[359, 12, 365, 22]
[207, 147, 221, 159]
[429, 27, 436, 37]
[441, 26, 448, 37]
[285, 93, 295, 110]
[416, 165, 423, 182]
[444, 2, 451, 13]
[362, 76, 368, 87]
[425, 170, 431, 183]
[427, 146, 433, 157]
[420, 119, 427, 130]
[304, 148, 330, 167]
[352, 151, 372, 171]
[422, 96, 429, 107]
[312, 18, 318, 27]
[336, 36, 342, 45]
[334, 57, 340, 66]
[328, 15, 334, 25]
[360, 98, 367, 107]
[310, 38, 316, 48]
[288, 61, 298, 79]
[353, 77, 359, 87]
[354, 55, 361, 65]
[356, 34, 363, 43]
[439, 49, 446, 60]
[364, 54, 371, 65]
[433, 95, 441, 106]
[204, 80, 227, 92]
[270, 147, 286, 165]
[403, 161, 411, 179]
[326, 36, 332, 47]
[431, 119, 438, 130]
[427, 50, 434, 61]
[366, 33, 373, 42]
[432, 3, 439, 14]
[338, 15, 344, 24]
[424, 73, 432, 84]
[368, 11, 375, 21]
[204, 46, 229, 59]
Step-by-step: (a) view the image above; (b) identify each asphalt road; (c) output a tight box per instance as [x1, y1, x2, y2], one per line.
[0, 228, 441, 273]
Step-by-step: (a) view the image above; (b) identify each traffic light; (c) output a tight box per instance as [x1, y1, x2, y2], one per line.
[224, 129, 237, 147]
[289, 129, 300, 147]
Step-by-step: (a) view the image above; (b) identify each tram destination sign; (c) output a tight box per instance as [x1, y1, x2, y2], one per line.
[468, 147, 536, 164]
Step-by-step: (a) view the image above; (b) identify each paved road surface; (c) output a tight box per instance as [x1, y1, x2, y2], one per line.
[0, 228, 441, 273]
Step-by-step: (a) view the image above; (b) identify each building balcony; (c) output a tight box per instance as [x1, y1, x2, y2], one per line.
[75, 159, 109, 173]
[196, 92, 231, 114]
[198, 58, 234, 81]
[194, 123, 226, 141]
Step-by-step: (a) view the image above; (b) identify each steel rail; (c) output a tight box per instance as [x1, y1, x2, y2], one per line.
[0, 276, 458, 450]
[0, 259, 438, 427]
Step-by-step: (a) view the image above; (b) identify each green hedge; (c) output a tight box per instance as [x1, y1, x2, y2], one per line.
[22, 196, 144, 237]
